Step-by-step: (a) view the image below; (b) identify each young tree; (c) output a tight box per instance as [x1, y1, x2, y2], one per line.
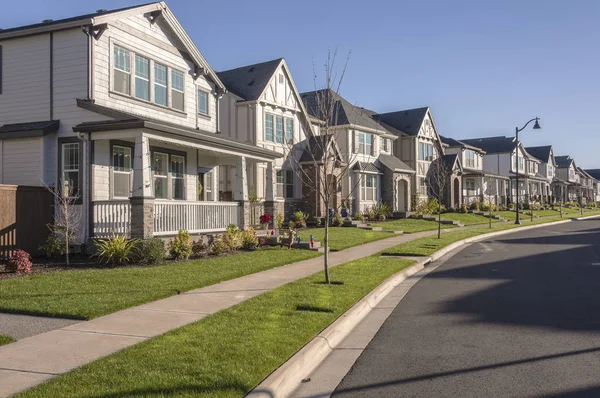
[427, 156, 450, 239]
[282, 49, 366, 284]
[484, 175, 497, 229]
[44, 180, 81, 266]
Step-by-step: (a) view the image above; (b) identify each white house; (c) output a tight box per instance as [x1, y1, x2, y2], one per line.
[525, 145, 558, 203]
[0, 2, 281, 243]
[555, 155, 580, 202]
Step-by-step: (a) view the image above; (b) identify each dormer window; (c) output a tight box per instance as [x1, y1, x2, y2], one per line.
[465, 150, 476, 168]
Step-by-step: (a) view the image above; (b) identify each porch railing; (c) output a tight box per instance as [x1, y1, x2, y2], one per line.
[154, 201, 240, 236]
[93, 200, 131, 237]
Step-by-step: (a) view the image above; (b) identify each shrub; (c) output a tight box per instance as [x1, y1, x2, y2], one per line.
[211, 236, 231, 255]
[168, 229, 193, 260]
[276, 213, 284, 229]
[191, 240, 209, 258]
[469, 201, 480, 211]
[6, 250, 32, 273]
[498, 205, 507, 211]
[288, 221, 296, 230]
[531, 203, 542, 211]
[313, 216, 323, 227]
[293, 211, 308, 228]
[39, 234, 64, 258]
[241, 228, 259, 250]
[354, 212, 365, 222]
[131, 238, 165, 265]
[480, 202, 496, 212]
[331, 213, 344, 226]
[459, 203, 468, 213]
[226, 224, 243, 250]
[95, 235, 137, 266]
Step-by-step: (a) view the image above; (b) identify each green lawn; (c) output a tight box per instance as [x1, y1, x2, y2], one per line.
[368, 218, 455, 233]
[18, 256, 415, 398]
[440, 212, 501, 225]
[298, 227, 392, 251]
[0, 248, 321, 320]
[0, 334, 15, 347]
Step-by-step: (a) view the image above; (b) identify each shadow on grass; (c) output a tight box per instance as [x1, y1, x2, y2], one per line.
[87, 383, 262, 398]
[314, 281, 344, 285]
[296, 305, 334, 314]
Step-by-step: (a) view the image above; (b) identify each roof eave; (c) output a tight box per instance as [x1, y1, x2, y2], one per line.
[0, 19, 94, 40]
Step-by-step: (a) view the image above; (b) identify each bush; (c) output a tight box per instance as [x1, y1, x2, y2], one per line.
[459, 203, 468, 213]
[288, 221, 296, 230]
[6, 250, 32, 273]
[168, 229, 192, 260]
[498, 205, 507, 211]
[226, 224, 243, 250]
[95, 235, 137, 266]
[531, 203, 542, 211]
[241, 228, 259, 250]
[331, 213, 344, 226]
[354, 212, 365, 222]
[191, 241, 209, 258]
[210, 236, 231, 255]
[39, 234, 64, 258]
[276, 213, 284, 229]
[469, 201, 480, 211]
[293, 211, 308, 228]
[312, 216, 323, 227]
[480, 202, 496, 212]
[131, 238, 165, 265]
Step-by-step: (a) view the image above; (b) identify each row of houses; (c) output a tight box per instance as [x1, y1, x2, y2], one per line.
[0, 2, 598, 243]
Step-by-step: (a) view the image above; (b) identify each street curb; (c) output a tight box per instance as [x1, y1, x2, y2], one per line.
[248, 214, 600, 398]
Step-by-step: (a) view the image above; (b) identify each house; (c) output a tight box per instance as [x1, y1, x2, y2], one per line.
[371, 107, 462, 209]
[577, 167, 594, 204]
[0, 2, 282, 244]
[555, 155, 580, 202]
[300, 90, 414, 215]
[441, 136, 508, 206]
[524, 145, 558, 203]
[584, 169, 600, 202]
[459, 136, 548, 205]
[216, 58, 315, 220]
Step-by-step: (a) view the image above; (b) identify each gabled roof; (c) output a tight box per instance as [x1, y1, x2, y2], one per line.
[353, 162, 381, 173]
[298, 135, 343, 164]
[584, 169, 600, 181]
[441, 153, 462, 173]
[0, 120, 60, 139]
[217, 58, 283, 101]
[555, 155, 574, 168]
[300, 89, 388, 133]
[459, 136, 517, 154]
[377, 154, 415, 173]
[525, 145, 553, 163]
[0, 2, 225, 91]
[440, 135, 485, 153]
[577, 167, 593, 179]
[371, 107, 429, 136]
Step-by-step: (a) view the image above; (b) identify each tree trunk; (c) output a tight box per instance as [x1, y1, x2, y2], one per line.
[324, 210, 330, 284]
[438, 201, 441, 239]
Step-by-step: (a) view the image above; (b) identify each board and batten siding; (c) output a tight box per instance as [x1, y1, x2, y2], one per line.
[0, 138, 43, 185]
[0, 34, 51, 124]
[93, 13, 217, 133]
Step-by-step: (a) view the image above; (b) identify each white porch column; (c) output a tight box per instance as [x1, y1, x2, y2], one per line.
[235, 156, 250, 228]
[130, 134, 154, 239]
[265, 161, 277, 202]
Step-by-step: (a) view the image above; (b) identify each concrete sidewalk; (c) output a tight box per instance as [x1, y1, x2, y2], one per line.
[0, 228, 446, 397]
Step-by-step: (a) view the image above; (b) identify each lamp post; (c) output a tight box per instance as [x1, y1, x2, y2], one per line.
[514, 117, 541, 225]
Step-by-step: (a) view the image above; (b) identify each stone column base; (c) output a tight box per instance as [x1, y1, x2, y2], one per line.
[238, 201, 250, 229]
[130, 197, 155, 239]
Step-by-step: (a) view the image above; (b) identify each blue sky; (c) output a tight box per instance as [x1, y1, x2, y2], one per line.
[3, 0, 599, 167]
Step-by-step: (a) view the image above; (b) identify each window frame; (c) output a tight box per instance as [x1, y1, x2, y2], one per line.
[170, 69, 185, 112]
[197, 89, 210, 116]
[57, 138, 82, 203]
[153, 62, 168, 107]
[113, 45, 131, 96]
[358, 132, 374, 156]
[151, 147, 187, 200]
[134, 54, 150, 101]
[360, 174, 378, 201]
[110, 140, 135, 199]
[465, 150, 476, 168]
[276, 169, 295, 198]
[285, 117, 294, 144]
[419, 142, 434, 161]
[265, 113, 274, 142]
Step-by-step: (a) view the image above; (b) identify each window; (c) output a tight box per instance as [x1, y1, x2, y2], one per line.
[519, 157, 524, 171]
[153, 152, 168, 199]
[278, 74, 284, 84]
[465, 150, 476, 168]
[419, 142, 434, 161]
[361, 174, 377, 201]
[465, 179, 475, 190]
[61, 143, 79, 197]
[154, 63, 167, 106]
[380, 137, 388, 152]
[112, 145, 132, 198]
[276, 170, 294, 198]
[285, 117, 294, 144]
[134, 55, 150, 101]
[113, 46, 131, 95]
[358, 132, 373, 155]
[171, 70, 185, 111]
[419, 177, 427, 195]
[170, 155, 185, 200]
[198, 90, 209, 115]
[547, 165, 553, 178]
[205, 170, 213, 201]
[275, 116, 284, 144]
[265, 113, 274, 142]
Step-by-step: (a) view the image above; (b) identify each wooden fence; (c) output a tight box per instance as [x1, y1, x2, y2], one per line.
[0, 185, 54, 259]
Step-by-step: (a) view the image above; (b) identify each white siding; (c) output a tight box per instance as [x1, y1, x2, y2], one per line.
[93, 14, 217, 132]
[92, 140, 111, 200]
[0, 35, 51, 123]
[1, 137, 43, 185]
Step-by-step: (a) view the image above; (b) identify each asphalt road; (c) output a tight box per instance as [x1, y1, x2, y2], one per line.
[332, 218, 600, 398]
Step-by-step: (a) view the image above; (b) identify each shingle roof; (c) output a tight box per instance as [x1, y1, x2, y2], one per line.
[555, 155, 573, 168]
[300, 89, 388, 132]
[584, 169, 600, 180]
[0, 120, 60, 138]
[459, 136, 517, 154]
[352, 162, 381, 173]
[439, 135, 485, 153]
[298, 135, 342, 163]
[216, 58, 283, 101]
[525, 145, 552, 163]
[377, 154, 415, 173]
[442, 153, 461, 171]
[0, 2, 158, 35]
[371, 107, 429, 136]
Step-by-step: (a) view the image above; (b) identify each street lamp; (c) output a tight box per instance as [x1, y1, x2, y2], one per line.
[514, 117, 541, 225]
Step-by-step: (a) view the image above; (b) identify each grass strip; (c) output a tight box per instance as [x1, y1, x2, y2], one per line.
[0, 334, 15, 347]
[368, 218, 455, 233]
[438, 212, 501, 226]
[298, 227, 392, 250]
[0, 248, 321, 320]
[18, 256, 415, 398]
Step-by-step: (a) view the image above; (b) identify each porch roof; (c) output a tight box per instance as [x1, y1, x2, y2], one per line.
[462, 168, 509, 180]
[73, 100, 282, 161]
[353, 162, 382, 174]
[377, 154, 415, 173]
[0, 120, 59, 139]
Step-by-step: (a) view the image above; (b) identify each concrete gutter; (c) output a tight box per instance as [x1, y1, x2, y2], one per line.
[248, 214, 600, 398]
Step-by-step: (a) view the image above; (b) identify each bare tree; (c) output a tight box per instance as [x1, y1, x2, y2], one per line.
[484, 176, 497, 229]
[427, 156, 450, 239]
[44, 180, 82, 266]
[281, 48, 367, 284]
